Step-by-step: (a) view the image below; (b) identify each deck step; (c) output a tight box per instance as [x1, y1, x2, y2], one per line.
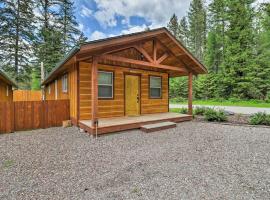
[141, 122, 177, 133]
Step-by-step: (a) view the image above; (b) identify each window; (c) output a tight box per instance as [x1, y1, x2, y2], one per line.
[6, 85, 9, 97]
[149, 76, 162, 98]
[98, 71, 113, 99]
[62, 74, 68, 93]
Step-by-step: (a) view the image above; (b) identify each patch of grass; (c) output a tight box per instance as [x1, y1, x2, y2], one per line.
[249, 112, 270, 125]
[170, 107, 188, 114]
[2, 160, 14, 168]
[170, 98, 270, 108]
[204, 108, 227, 122]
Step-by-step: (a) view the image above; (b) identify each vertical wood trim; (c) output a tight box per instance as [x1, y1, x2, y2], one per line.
[167, 73, 170, 112]
[153, 40, 157, 63]
[76, 60, 80, 124]
[91, 57, 98, 127]
[188, 72, 193, 115]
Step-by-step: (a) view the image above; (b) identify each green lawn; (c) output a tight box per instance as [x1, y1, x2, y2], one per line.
[170, 99, 270, 108]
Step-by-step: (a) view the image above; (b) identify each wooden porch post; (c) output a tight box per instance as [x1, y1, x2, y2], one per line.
[91, 57, 98, 128]
[188, 72, 193, 115]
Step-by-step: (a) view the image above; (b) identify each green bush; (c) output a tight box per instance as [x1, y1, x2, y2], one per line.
[179, 107, 188, 114]
[204, 108, 227, 122]
[249, 112, 270, 125]
[193, 107, 210, 115]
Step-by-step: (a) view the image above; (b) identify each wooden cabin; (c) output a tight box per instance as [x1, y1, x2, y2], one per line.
[42, 27, 207, 134]
[0, 70, 16, 102]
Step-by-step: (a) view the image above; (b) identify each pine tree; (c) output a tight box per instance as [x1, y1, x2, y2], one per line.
[167, 14, 179, 38]
[223, 0, 255, 98]
[0, 0, 35, 86]
[207, 0, 227, 72]
[188, 0, 207, 61]
[34, 0, 64, 76]
[178, 17, 189, 47]
[253, 3, 270, 99]
[58, 0, 86, 52]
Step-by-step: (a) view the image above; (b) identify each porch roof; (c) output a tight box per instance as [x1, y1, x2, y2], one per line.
[42, 27, 207, 85]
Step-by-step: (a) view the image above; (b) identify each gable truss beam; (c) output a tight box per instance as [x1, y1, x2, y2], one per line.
[156, 53, 169, 64]
[99, 54, 187, 73]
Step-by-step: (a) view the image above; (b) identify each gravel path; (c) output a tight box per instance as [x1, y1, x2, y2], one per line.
[0, 123, 270, 200]
[170, 104, 270, 114]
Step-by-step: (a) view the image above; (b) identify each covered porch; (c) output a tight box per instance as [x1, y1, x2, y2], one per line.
[79, 112, 192, 135]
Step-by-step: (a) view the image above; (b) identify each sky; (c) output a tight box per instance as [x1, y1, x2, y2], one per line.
[73, 0, 269, 41]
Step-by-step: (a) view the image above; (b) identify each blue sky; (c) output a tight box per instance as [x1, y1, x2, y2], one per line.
[73, 0, 269, 41]
[73, 0, 192, 41]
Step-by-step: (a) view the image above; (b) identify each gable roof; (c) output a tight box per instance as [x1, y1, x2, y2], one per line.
[0, 70, 17, 87]
[42, 27, 207, 85]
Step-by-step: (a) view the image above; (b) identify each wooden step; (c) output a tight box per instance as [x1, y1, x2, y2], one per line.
[141, 122, 177, 133]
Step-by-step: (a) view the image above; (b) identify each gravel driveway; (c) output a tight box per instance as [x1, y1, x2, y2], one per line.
[0, 122, 270, 200]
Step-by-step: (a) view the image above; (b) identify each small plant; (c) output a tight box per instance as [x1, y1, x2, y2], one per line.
[204, 108, 227, 122]
[249, 112, 270, 126]
[193, 107, 210, 115]
[179, 107, 188, 114]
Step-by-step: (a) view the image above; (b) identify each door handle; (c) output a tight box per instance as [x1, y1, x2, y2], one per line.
[137, 94, 139, 103]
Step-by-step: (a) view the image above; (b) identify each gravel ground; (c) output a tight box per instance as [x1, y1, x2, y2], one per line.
[0, 122, 270, 200]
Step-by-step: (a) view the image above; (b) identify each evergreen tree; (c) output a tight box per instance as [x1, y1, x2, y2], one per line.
[207, 0, 227, 72]
[253, 3, 270, 99]
[223, 0, 255, 98]
[34, 0, 64, 76]
[0, 0, 35, 86]
[178, 17, 189, 47]
[58, 0, 85, 52]
[188, 0, 207, 61]
[167, 14, 179, 38]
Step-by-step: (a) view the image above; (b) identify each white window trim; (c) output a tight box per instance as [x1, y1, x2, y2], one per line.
[98, 71, 114, 99]
[48, 85, 51, 94]
[150, 76, 162, 99]
[6, 85, 9, 97]
[62, 74, 68, 93]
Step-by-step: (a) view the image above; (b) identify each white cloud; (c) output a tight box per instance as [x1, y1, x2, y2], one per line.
[81, 5, 93, 17]
[89, 30, 107, 41]
[93, 0, 191, 28]
[78, 23, 84, 32]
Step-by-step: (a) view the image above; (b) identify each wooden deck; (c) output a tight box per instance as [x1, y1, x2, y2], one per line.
[79, 112, 192, 135]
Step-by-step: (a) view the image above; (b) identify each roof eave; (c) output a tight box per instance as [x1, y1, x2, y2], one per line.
[42, 46, 81, 85]
[0, 70, 18, 87]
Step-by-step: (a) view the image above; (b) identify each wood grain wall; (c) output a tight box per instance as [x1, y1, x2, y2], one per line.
[79, 62, 169, 120]
[0, 81, 13, 102]
[44, 64, 77, 120]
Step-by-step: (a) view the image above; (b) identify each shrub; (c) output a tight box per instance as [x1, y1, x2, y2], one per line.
[177, 107, 188, 114]
[194, 107, 210, 115]
[249, 112, 270, 126]
[204, 108, 227, 122]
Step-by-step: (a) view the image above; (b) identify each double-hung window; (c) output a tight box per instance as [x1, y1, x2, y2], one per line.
[149, 76, 162, 98]
[98, 71, 113, 99]
[62, 74, 68, 93]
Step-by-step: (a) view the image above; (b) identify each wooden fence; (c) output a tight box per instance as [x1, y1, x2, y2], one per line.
[0, 100, 70, 133]
[13, 90, 42, 101]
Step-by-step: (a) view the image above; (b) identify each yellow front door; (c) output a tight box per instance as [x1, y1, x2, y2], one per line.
[125, 75, 140, 116]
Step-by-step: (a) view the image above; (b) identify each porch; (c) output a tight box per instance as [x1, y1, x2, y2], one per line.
[79, 112, 192, 135]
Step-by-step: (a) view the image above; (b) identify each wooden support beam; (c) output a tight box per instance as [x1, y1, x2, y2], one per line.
[134, 45, 154, 63]
[91, 57, 98, 128]
[99, 54, 187, 73]
[157, 53, 169, 64]
[153, 40, 157, 62]
[188, 72, 193, 115]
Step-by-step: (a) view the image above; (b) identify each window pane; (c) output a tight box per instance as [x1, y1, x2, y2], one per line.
[150, 88, 161, 98]
[98, 72, 112, 85]
[98, 85, 113, 98]
[150, 77, 161, 88]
